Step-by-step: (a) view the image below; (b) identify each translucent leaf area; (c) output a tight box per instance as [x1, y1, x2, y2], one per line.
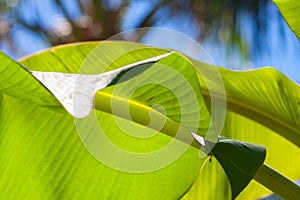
[0, 41, 299, 199]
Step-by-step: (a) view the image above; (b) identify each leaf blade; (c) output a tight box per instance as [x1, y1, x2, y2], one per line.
[211, 136, 266, 199]
[273, 0, 300, 40]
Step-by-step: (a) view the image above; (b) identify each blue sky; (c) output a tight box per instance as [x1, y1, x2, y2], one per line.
[121, 0, 300, 83]
[1, 0, 299, 83]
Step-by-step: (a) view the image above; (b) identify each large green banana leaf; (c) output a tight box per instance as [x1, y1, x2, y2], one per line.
[0, 43, 209, 200]
[0, 41, 299, 199]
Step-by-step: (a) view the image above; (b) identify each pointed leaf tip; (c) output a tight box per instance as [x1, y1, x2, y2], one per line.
[211, 136, 266, 199]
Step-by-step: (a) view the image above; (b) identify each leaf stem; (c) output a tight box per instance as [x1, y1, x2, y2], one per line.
[254, 164, 300, 199]
[94, 91, 201, 148]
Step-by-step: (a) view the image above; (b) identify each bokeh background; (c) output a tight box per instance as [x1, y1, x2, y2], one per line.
[0, 0, 299, 82]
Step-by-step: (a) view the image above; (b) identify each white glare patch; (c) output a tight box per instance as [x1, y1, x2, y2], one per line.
[31, 52, 174, 118]
[190, 132, 205, 146]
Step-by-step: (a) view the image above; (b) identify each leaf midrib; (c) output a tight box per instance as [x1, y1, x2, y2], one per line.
[94, 90, 201, 148]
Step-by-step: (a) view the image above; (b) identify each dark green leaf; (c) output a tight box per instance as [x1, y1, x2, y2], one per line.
[211, 136, 266, 199]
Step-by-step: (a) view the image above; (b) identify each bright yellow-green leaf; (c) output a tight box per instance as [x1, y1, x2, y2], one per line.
[192, 59, 300, 148]
[223, 112, 300, 199]
[273, 0, 300, 40]
[1, 42, 210, 200]
[1, 41, 300, 199]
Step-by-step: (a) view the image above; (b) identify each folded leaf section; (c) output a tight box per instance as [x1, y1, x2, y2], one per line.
[0, 52, 60, 107]
[211, 136, 266, 199]
[99, 51, 211, 137]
